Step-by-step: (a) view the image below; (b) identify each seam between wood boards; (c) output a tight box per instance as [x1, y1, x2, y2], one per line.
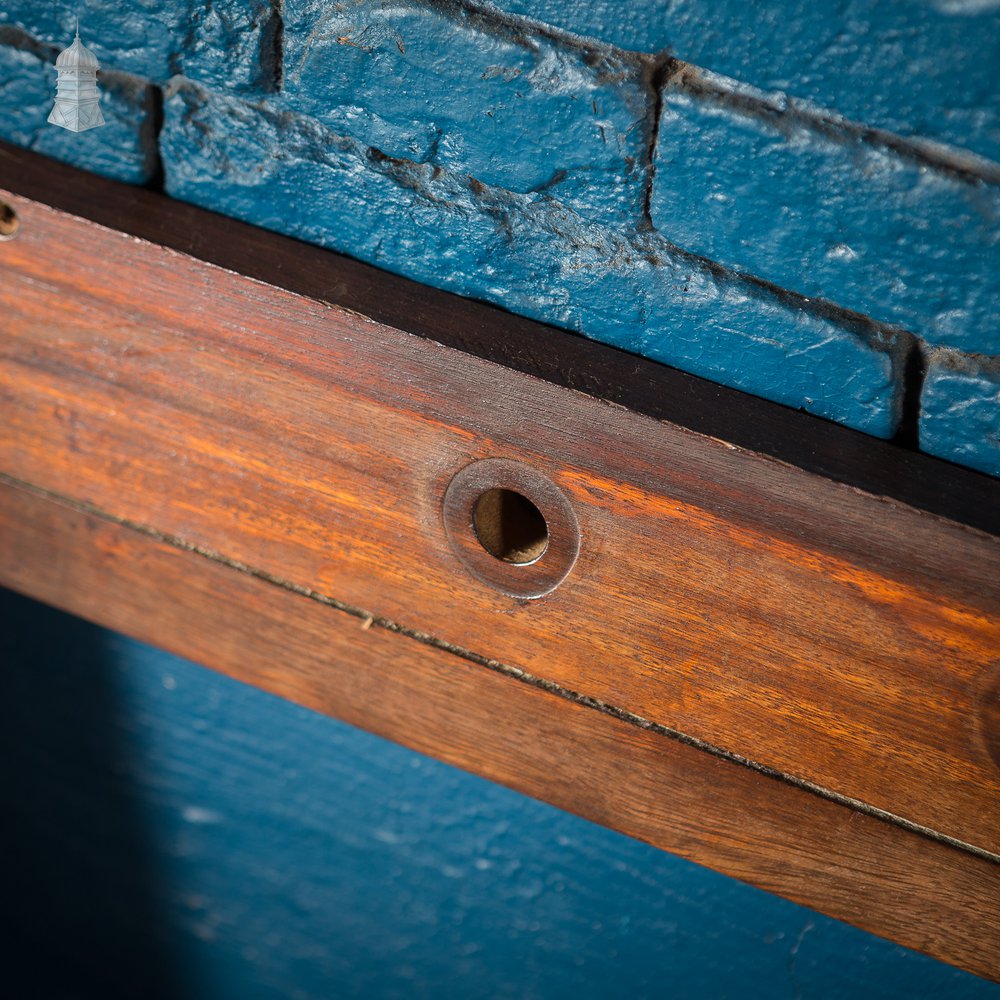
[3, 468, 997, 868]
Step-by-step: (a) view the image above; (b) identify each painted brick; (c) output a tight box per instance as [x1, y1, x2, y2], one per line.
[0, 31, 159, 185]
[279, 0, 652, 226]
[650, 81, 1000, 356]
[161, 79, 902, 438]
[919, 351, 1000, 477]
[0, 0, 279, 94]
[497, 0, 1000, 165]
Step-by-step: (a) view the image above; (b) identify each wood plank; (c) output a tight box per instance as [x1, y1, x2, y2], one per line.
[1, 176, 998, 859]
[1, 478, 997, 983]
[2, 140, 997, 538]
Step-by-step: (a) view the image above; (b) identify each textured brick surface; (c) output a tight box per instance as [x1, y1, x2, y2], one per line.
[161, 79, 903, 437]
[0, 0, 279, 93]
[500, 0, 1000, 165]
[920, 352, 1000, 477]
[280, 0, 652, 226]
[650, 80, 1000, 355]
[0, 33, 158, 184]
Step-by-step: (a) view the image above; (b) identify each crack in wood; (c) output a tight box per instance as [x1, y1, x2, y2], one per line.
[3, 467, 997, 869]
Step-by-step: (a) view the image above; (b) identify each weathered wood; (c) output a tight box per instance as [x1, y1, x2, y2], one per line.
[1, 145, 999, 978]
[1, 477, 997, 983]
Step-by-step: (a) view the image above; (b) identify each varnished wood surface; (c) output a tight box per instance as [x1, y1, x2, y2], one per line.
[1, 141, 997, 538]
[1, 147, 999, 978]
[1, 175, 998, 856]
[1, 478, 998, 983]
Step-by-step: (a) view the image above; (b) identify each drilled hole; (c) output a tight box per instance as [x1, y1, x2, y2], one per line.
[472, 488, 549, 565]
[0, 200, 18, 240]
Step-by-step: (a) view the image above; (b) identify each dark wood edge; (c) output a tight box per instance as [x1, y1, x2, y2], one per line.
[1, 477, 997, 983]
[2, 140, 997, 537]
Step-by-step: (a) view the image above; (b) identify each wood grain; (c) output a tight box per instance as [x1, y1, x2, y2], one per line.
[2, 147, 1000, 977]
[1, 140, 997, 538]
[1, 477, 997, 982]
[1, 177, 998, 859]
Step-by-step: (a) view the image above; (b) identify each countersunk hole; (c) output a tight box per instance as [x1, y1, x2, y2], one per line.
[0, 200, 18, 240]
[473, 488, 549, 565]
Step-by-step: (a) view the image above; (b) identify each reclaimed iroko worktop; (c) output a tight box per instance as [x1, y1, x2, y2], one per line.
[1, 143, 998, 981]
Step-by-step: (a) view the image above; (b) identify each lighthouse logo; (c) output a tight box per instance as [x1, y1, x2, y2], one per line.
[48, 21, 105, 132]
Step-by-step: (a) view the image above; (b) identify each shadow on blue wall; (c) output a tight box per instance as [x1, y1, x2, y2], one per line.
[0, 588, 181, 999]
[0, 585, 997, 1000]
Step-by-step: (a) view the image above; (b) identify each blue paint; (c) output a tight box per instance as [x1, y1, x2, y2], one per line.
[279, 0, 651, 226]
[651, 85, 1000, 355]
[160, 78, 902, 438]
[0, 0, 278, 94]
[1, 586, 997, 998]
[499, 0, 1000, 165]
[0, 32, 158, 184]
[8, 0, 1000, 168]
[919, 351, 1000, 476]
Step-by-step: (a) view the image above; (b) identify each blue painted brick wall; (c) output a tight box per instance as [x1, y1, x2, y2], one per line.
[502, 0, 1000, 165]
[0, 0, 279, 92]
[650, 74, 1000, 354]
[2, 0, 998, 471]
[0, 25, 158, 183]
[920, 351, 1000, 478]
[280, 0, 653, 227]
[160, 78, 902, 435]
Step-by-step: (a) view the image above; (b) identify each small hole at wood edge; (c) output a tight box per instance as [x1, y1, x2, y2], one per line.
[0, 200, 18, 239]
[472, 488, 549, 565]
[0, 201, 18, 239]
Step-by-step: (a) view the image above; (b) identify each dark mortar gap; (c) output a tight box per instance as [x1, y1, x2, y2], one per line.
[166, 51, 183, 79]
[261, 0, 284, 93]
[528, 169, 568, 195]
[423, 0, 648, 70]
[0, 24, 59, 62]
[929, 345, 1000, 376]
[142, 85, 166, 194]
[892, 339, 926, 450]
[639, 52, 680, 231]
[3, 469, 997, 868]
